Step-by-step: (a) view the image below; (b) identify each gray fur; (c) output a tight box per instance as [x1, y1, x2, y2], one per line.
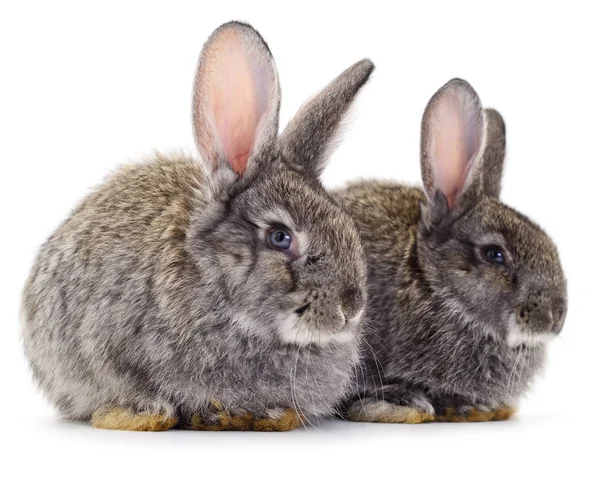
[482, 108, 506, 198]
[21, 22, 373, 426]
[280, 59, 375, 176]
[338, 79, 567, 419]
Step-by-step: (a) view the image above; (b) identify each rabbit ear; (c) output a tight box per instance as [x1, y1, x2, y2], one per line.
[279, 59, 374, 177]
[420, 79, 486, 210]
[481, 108, 506, 199]
[193, 22, 280, 186]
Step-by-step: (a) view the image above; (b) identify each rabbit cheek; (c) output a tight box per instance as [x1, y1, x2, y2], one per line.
[220, 251, 258, 291]
[484, 268, 514, 295]
[257, 254, 296, 294]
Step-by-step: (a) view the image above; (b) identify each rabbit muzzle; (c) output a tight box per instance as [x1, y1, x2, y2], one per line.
[277, 285, 365, 346]
[507, 287, 567, 347]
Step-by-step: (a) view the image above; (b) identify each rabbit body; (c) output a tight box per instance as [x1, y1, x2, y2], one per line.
[21, 22, 373, 431]
[338, 82, 567, 423]
[339, 182, 548, 421]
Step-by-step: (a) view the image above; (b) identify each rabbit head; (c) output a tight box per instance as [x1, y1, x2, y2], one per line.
[418, 79, 567, 348]
[187, 22, 371, 346]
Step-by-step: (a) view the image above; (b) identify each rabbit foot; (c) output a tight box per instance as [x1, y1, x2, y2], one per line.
[252, 409, 303, 431]
[182, 400, 252, 431]
[183, 401, 302, 431]
[186, 411, 255, 431]
[91, 406, 178, 431]
[347, 399, 434, 424]
[492, 406, 517, 421]
[435, 405, 516, 422]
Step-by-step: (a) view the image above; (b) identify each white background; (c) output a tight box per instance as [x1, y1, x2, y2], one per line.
[1, 1, 598, 477]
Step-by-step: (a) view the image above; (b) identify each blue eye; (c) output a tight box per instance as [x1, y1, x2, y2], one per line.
[269, 229, 292, 250]
[484, 246, 505, 264]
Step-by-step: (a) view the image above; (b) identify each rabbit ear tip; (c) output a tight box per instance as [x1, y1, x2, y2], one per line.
[444, 78, 474, 91]
[357, 58, 375, 70]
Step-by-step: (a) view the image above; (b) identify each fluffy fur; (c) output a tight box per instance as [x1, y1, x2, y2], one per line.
[338, 79, 567, 422]
[21, 22, 374, 431]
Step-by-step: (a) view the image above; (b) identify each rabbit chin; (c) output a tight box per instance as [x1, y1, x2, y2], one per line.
[506, 313, 556, 348]
[507, 328, 555, 348]
[277, 312, 357, 347]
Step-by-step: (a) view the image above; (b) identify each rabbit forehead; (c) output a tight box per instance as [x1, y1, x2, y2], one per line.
[236, 169, 363, 254]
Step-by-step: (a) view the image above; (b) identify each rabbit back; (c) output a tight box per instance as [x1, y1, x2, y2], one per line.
[21, 155, 205, 419]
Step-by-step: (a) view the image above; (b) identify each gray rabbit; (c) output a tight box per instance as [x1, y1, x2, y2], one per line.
[21, 22, 373, 431]
[338, 79, 567, 423]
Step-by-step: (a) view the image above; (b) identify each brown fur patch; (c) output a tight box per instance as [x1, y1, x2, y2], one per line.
[252, 409, 303, 431]
[492, 406, 516, 421]
[435, 406, 516, 423]
[350, 406, 434, 424]
[186, 408, 302, 432]
[186, 411, 255, 431]
[91, 407, 177, 431]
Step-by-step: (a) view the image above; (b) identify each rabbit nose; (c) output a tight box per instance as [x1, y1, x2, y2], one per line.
[339, 286, 365, 324]
[517, 293, 565, 334]
[517, 304, 550, 332]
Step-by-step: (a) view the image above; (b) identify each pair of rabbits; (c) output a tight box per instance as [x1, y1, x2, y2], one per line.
[21, 22, 567, 431]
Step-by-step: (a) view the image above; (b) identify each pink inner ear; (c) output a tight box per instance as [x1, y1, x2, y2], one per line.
[432, 96, 481, 207]
[210, 33, 271, 175]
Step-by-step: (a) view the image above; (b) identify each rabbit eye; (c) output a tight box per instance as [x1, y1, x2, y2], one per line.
[269, 229, 292, 250]
[483, 245, 505, 264]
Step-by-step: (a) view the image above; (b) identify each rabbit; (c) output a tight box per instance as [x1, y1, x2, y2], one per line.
[21, 21, 374, 432]
[337, 79, 567, 423]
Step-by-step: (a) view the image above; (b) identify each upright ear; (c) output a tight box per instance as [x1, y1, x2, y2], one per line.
[279, 59, 374, 177]
[420, 78, 486, 211]
[193, 22, 280, 188]
[481, 108, 506, 199]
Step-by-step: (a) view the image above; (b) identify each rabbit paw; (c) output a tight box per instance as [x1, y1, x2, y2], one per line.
[347, 396, 435, 424]
[252, 408, 303, 431]
[435, 405, 516, 422]
[183, 401, 302, 432]
[91, 406, 178, 431]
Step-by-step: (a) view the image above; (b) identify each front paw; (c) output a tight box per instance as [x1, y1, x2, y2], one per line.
[435, 405, 516, 422]
[91, 406, 178, 431]
[347, 396, 435, 424]
[182, 401, 302, 432]
[252, 409, 303, 431]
